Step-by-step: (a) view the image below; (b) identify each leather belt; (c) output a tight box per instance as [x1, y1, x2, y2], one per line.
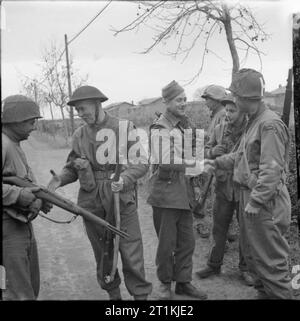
[93, 170, 114, 180]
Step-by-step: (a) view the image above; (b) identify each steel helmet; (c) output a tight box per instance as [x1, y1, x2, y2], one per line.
[220, 93, 236, 106]
[2, 95, 42, 124]
[67, 85, 108, 106]
[229, 68, 265, 99]
[201, 85, 227, 102]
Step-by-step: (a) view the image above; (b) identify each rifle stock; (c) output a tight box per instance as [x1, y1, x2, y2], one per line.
[3, 176, 129, 239]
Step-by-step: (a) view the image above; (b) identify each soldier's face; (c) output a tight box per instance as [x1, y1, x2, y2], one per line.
[234, 96, 258, 115]
[9, 118, 37, 140]
[225, 103, 240, 124]
[166, 92, 187, 117]
[74, 100, 100, 124]
[205, 97, 219, 112]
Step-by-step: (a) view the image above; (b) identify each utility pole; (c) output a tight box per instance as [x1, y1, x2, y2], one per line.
[65, 34, 74, 134]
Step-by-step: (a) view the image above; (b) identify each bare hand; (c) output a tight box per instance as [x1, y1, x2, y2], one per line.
[17, 187, 41, 207]
[212, 145, 226, 157]
[28, 198, 43, 216]
[47, 169, 62, 192]
[41, 201, 53, 214]
[111, 176, 124, 193]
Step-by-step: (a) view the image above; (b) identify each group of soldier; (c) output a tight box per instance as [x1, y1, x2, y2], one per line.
[2, 68, 295, 300]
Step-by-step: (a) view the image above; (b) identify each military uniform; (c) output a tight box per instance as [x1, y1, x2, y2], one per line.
[204, 116, 248, 271]
[215, 98, 293, 298]
[147, 110, 196, 283]
[58, 111, 152, 298]
[2, 95, 43, 300]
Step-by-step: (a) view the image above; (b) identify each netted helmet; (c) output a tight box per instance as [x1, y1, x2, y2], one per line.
[229, 68, 265, 99]
[67, 85, 108, 106]
[201, 85, 227, 102]
[2, 95, 42, 123]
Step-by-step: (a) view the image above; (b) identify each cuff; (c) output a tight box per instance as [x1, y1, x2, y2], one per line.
[248, 198, 262, 209]
[120, 173, 134, 189]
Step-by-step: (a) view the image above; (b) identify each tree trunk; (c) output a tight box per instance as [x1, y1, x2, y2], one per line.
[48, 102, 54, 120]
[222, 4, 240, 80]
[60, 106, 69, 142]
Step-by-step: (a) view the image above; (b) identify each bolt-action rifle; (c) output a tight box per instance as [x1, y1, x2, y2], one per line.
[2, 176, 129, 239]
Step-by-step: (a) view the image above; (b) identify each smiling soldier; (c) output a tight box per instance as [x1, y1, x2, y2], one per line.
[148, 80, 207, 300]
[47, 85, 152, 300]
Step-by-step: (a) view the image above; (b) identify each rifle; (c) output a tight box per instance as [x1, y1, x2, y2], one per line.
[192, 174, 214, 214]
[2, 176, 129, 239]
[281, 68, 293, 127]
[107, 163, 122, 283]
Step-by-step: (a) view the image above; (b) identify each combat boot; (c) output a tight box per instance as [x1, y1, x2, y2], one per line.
[108, 287, 122, 300]
[157, 282, 171, 300]
[175, 283, 207, 300]
[196, 266, 221, 279]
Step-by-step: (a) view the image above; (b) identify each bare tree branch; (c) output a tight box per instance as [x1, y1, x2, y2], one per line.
[112, 0, 270, 82]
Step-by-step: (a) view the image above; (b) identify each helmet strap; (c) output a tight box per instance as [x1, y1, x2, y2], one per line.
[94, 100, 99, 125]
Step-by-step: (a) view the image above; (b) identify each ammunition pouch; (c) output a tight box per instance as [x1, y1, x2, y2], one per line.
[71, 158, 97, 192]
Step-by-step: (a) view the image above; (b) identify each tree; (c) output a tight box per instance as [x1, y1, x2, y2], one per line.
[21, 79, 46, 117]
[39, 41, 88, 136]
[113, 1, 269, 82]
[21, 41, 88, 139]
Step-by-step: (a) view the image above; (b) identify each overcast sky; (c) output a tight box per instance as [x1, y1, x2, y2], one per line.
[1, 0, 300, 118]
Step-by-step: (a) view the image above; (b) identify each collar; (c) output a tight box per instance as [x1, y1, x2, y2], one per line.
[163, 110, 181, 127]
[247, 102, 266, 125]
[92, 111, 109, 129]
[211, 105, 224, 119]
[2, 126, 21, 143]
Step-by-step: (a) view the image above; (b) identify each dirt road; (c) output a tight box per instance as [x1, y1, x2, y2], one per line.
[22, 134, 267, 300]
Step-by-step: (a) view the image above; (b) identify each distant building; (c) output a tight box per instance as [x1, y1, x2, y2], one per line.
[104, 101, 136, 118]
[264, 85, 294, 126]
[264, 85, 286, 110]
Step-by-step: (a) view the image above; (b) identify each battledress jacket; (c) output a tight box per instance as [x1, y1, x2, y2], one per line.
[2, 131, 37, 222]
[204, 117, 247, 201]
[58, 112, 149, 216]
[214, 104, 290, 210]
[147, 111, 195, 210]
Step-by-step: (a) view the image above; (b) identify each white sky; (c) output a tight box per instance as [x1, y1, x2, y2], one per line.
[1, 0, 300, 119]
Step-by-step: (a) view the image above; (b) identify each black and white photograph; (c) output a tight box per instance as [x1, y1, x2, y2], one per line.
[1, 0, 300, 307]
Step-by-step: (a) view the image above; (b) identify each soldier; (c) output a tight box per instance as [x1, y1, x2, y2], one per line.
[207, 69, 294, 299]
[193, 85, 228, 238]
[47, 85, 152, 300]
[147, 80, 207, 300]
[2, 95, 52, 300]
[196, 94, 254, 286]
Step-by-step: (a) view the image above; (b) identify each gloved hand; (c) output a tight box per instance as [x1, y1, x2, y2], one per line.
[245, 203, 260, 219]
[211, 145, 226, 157]
[47, 169, 62, 192]
[17, 187, 41, 207]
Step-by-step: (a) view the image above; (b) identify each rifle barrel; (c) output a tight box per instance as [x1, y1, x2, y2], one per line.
[3, 176, 129, 239]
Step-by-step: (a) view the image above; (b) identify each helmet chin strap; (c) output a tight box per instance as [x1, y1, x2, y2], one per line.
[94, 100, 100, 125]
